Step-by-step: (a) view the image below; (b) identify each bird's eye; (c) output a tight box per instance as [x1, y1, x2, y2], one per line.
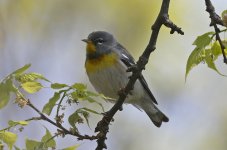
[96, 38, 104, 44]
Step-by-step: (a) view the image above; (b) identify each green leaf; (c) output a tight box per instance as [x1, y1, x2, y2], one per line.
[42, 92, 61, 115]
[222, 10, 227, 27]
[63, 144, 80, 150]
[223, 40, 227, 48]
[99, 93, 115, 101]
[223, 41, 227, 56]
[16, 72, 50, 83]
[25, 139, 42, 150]
[21, 81, 43, 94]
[51, 83, 68, 89]
[85, 97, 104, 111]
[0, 79, 15, 109]
[193, 32, 214, 48]
[205, 49, 225, 76]
[70, 91, 104, 111]
[68, 111, 83, 129]
[210, 41, 227, 61]
[69, 108, 100, 128]
[5, 78, 16, 92]
[0, 83, 10, 109]
[12, 64, 31, 76]
[8, 120, 29, 127]
[79, 108, 101, 127]
[79, 109, 90, 127]
[0, 131, 17, 150]
[71, 91, 86, 100]
[81, 107, 101, 115]
[86, 91, 99, 97]
[71, 83, 86, 90]
[211, 41, 223, 59]
[185, 47, 205, 80]
[41, 128, 56, 148]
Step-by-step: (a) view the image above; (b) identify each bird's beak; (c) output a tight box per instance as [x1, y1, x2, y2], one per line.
[82, 39, 96, 53]
[82, 39, 89, 43]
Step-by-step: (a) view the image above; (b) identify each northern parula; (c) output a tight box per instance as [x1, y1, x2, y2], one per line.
[82, 31, 169, 127]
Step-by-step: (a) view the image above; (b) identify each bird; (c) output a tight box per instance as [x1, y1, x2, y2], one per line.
[82, 31, 169, 127]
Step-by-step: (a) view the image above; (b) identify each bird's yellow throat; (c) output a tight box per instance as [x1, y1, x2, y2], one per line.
[86, 41, 96, 53]
[85, 52, 118, 74]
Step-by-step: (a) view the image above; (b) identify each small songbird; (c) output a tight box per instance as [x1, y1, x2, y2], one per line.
[82, 31, 169, 127]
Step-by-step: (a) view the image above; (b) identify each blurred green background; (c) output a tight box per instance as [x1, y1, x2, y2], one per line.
[0, 0, 227, 150]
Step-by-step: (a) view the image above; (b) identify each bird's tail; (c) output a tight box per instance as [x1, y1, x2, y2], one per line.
[142, 102, 169, 127]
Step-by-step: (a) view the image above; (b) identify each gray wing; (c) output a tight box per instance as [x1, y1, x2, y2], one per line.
[115, 43, 158, 104]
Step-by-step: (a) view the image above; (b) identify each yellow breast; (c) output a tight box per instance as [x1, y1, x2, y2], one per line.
[85, 53, 118, 74]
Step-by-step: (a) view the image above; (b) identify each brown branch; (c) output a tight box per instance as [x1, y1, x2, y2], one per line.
[55, 91, 66, 125]
[205, 0, 227, 64]
[27, 100, 97, 141]
[94, 0, 183, 149]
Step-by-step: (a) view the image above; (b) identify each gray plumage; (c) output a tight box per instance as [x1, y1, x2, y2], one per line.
[84, 31, 169, 127]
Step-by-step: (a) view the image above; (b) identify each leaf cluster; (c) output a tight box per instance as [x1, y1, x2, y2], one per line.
[0, 64, 104, 149]
[186, 30, 227, 80]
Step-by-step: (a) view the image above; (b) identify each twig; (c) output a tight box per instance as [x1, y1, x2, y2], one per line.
[94, 0, 183, 149]
[0, 117, 41, 132]
[56, 92, 66, 117]
[43, 132, 62, 147]
[27, 100, 97, 141]
[205, 0, 227, 64]
[55, 91, 66, 124]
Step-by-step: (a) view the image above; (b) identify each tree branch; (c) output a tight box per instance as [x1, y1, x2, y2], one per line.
[94, 0, 183, 149]
[205, 0, 227, 64]
[27, 100, 97, 141]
